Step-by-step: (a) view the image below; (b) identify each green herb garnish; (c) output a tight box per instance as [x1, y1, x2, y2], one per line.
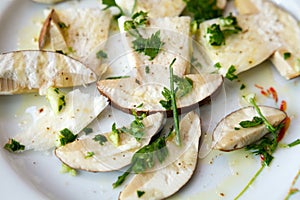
[183, 0, 223, 25]
[121, 111, 146, 141]
[159, 87, 172, 110]
[96, 50, 108, 59]
[137, 190, 145, 198]
[60, 163, 77, 176]
[59, 128, 77, 146]
[225, 65, 238, 81]
[206, 13, 242, 46]
[112, 135, 168, 188]
[4, 139, 25, 152]
[58, 21, 68, 29]
[93, 134, 108, 146]
[240, 84, 246, 90]
[239, 116, 264, 128]
[283, 52, 291, 60]
[83, 127, 93, 135]
[106, 76, 130, 80]
[46, 87, 66, 114]
[102, 0, 124, 18]
[214, 62, 222, 69]
[132, 31, 164, 60]
[174, 75, 193, 98]
[207, 24, 225, 46]
[145, 66, 150, 74]
[85, 151, 95, 159]
[287, 139, 300, 148]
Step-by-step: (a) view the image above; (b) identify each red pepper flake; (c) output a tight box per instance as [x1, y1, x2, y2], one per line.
[260, 90, 269, 97]
[260, 154, 265, 162]
[280, 100, 287, 111]
[277, 116, 291, 142]
[267, 87, 278, 103]
[254, 84, 264, 90]
[39, 108, 44, 113]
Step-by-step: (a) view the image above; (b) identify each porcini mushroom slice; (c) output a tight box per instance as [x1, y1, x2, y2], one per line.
[196, 13, 281, 76]
[97, 73, 223, 115]
[5, 89, 108, 151]
[212, 106, 287, 151]
[118, 16, 191, 79]
[0, 50, 96, 95]
[119, 111, 201, 200]
[235, 0, 300, 79]
[55, 112, 164, 172]
[39, 8, 112, 76]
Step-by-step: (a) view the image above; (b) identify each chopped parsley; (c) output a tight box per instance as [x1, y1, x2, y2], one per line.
[207, 24, 225, 46]
[183, 0, 223, 25]
[112, 135, 168, 188]
[102, 0, 124, 18]
[240, 84, 246, 90]
[60, 163, 77, 176]
[132, 31, 164, 60]
[83, 127, 93, 135]
[59, 128, 77, 146]
[145, 66, 150, 74]
[120, 111, 146, 141]
[239, 116, 264, 128]
[214, 62, 222, 69]
[174, 75, 193, 98]
[137, 190, 145, 198]
[46, 87, 66, 114]
[58, 21, 69, 29]
[124, 12, 164, 60]
[84, 152, 95, 159]
[159, 87, 172, 110]
[96, 50, 108, 59]
[225, 65, 238, 81]
[206, 13, 242, 46]
[283, 52, 291, 60]
[4, 139, 25, 152]
[93, 134, 108, 145]
[136, 103, 144, 108]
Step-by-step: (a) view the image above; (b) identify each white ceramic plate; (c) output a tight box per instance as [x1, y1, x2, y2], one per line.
[1, 0, 300, 199]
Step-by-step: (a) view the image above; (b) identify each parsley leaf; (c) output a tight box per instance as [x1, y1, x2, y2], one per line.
[207, 24, 225, 46]
[59, 128, 77, 146]
[121, 111, 146, 141]
[132, 31, 164, 60]
[283, 52, 291, 60]
[102, 0, 124, 18]
[93, 134, 108, 145]
[96, 50, 108, 59]
[84, 151, 95, 159]
[220, 13, 242, 35]
[159, 87, 172, 110]
[83, 127, 93, 135]
[225, 65, 238, 81]
[112, 135, 168, 188]
[109, 123, 121, 146]
[174, 75, 193, 98]
[4, 139, 25, 152]
[137, 190, 145, 198]
[183, 0, 223, 25]
[239, 116, 264, 128]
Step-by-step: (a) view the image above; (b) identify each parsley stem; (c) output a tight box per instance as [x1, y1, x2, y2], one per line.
[249, 98, 276, 133]
[234, 165, 265, 200]
[169, 58, 181, 146]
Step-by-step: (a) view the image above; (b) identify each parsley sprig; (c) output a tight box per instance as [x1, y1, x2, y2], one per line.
[102, 0, 124, 18]
[183, 0, 223, 26]
[112, 135, 168, 188]
[235, 96, 285, 199]
[120, 111, 146, 141]
[207, 13, 242, 46]
[124, 12, 164, 60]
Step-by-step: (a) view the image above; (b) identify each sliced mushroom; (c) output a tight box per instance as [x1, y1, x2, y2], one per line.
[235, 0, 300, 79]
[0, 50, 96, 95]
[119, 111, 201, 200]
[7, 89, 108, 151]
[118, 16, 191, 79]
[55, 112, 164, 172]
[39, 8, 112, 76]
[212, 106, 287, 151]
[115, 0, 186, 17]
[97, 73, 223, 115]
[196, 13, 281, 76]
